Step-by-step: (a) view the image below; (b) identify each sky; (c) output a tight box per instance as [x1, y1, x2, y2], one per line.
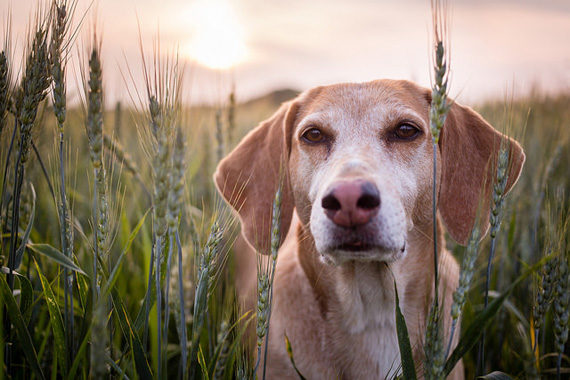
[3, 0, 570, 106]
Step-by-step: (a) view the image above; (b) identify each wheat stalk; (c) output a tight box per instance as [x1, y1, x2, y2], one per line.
[162, 127, 186, 375]
[553, 254, 569, 379]
[479, 143, 511, 370]
[424, 1, 450, 378]
[253, 182, 282, 378]
[213, 319, 229, 380]
[189, 220, 223, 379]
[49, 0, 76, 365]
[84, 37, 110, 378]
[446, 226, 480, 358]
[8, 21, 50, 295]
[0, 50, 9, 135]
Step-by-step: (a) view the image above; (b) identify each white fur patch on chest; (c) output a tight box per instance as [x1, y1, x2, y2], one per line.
[332, 263, 402, 377]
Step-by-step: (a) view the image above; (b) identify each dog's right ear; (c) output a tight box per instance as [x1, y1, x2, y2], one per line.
[214, 100, 301, 254]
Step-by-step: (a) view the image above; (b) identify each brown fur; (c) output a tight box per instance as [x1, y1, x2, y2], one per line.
[215, 80, 525, 379]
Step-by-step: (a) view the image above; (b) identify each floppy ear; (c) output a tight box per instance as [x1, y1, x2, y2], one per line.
[214, 100, 300, 253]
[438, 102, 525, 245]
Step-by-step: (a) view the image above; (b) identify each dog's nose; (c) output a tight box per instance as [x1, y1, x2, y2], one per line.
[321, 180, 380, 227]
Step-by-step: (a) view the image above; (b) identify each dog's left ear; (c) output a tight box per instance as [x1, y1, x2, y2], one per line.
[438, 101, 525, 245]
[214, 99, 300, 253]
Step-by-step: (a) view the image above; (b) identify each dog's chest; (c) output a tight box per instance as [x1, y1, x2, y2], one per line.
[334, 317, 400, 379]
[329, 265, 402, 378]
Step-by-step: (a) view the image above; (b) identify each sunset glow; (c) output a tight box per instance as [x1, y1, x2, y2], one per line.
[184, 0, 247, 70]
[8, 0, 570, 104]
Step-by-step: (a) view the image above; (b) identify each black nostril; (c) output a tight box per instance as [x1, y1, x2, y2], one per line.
[357, 182, 380, 209]
[357, 194, 380, 209]
[322, 193, 341, 211]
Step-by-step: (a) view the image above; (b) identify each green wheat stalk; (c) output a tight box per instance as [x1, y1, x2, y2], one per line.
[553, 253, 569, 380]
[190, 220, 223, 380]
[478, 143, 511, 372]
[49, 0, 75, 366]
[84, 39, 110, 378]
[163, 127, 186, 376]
[445, 226, 480, 358]
[253, 182, 282, 378]
[424, 1, 450, 378]
[9, 22, 50, 290]
[5, 21, 50, 375]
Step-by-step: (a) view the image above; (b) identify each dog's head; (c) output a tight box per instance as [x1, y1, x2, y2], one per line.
[215, 80, 525, 264]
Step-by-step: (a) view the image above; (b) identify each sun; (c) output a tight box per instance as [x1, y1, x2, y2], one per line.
[185, 0, 247, 70]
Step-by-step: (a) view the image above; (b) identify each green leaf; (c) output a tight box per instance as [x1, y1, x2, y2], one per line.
[197, 345, 210, 380]
[134, 275, 156, 333]
[35, 259, 68, 374]
[28, 243, 86, 275]
[16, 273, 34, 324]
[67, 324, 91, 380]
[394, 280, 417, 380]
[444, 257, 547, 376]
[15, 183, 36, 268]
[284, 333, 307, 380]
[105, 352, 130, 378]
[100, 209, 149, 298]
[76, 272, 89, 312]
[477, 371, 513, 379]
[112, 290, 153, 380]
[0, 274, 45, 380]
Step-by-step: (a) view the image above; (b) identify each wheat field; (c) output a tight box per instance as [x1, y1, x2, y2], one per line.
[0, 1, 569, 379]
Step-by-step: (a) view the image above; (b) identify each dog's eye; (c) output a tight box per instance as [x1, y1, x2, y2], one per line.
[302, 128, 325, 143]
[394, 123, 420, 140]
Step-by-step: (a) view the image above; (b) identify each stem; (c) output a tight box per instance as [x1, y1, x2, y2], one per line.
[108, 256, 113, 362]
[478, 235, 497, 374]
[432, 139, 439, 306]
[261, 257, 277, 380]
[253, 348, 261, 375]
[8, 147, 23, 290]
[155, 235, 163, 380]
[142, 238, 155, 347]
[533, 328, 539, 360]
[32, 140, 55, 200]
[1, 118, 17, 229]
[163, 234, 174, 376]
[92, 179, 100, 306]
[176, 232, 188, 380]
[4, 140, 22, 378]
[445, 319, 457, 359]
[58, 132, 74, 367]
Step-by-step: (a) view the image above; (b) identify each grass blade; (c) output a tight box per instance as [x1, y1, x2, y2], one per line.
[394, 280, 417, 380]
[477, 371, 513, 380]
[28, 243, 85, 274]
[67, 325, 91, 380]
[284, 333, 307, 380]
[112, 290, 153, 380]
[105, 352, 131, 379]
[34, 259, 68, 374]
[0, 274, 45, 380]
[197, 345, 210, 380]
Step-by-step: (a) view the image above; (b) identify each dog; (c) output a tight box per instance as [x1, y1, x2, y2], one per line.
[214, 79, 525, 379]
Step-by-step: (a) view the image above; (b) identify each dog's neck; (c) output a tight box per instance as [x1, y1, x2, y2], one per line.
[297, 218, 442, 332]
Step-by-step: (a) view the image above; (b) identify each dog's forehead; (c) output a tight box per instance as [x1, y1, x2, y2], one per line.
[297, 80, 429, 128]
